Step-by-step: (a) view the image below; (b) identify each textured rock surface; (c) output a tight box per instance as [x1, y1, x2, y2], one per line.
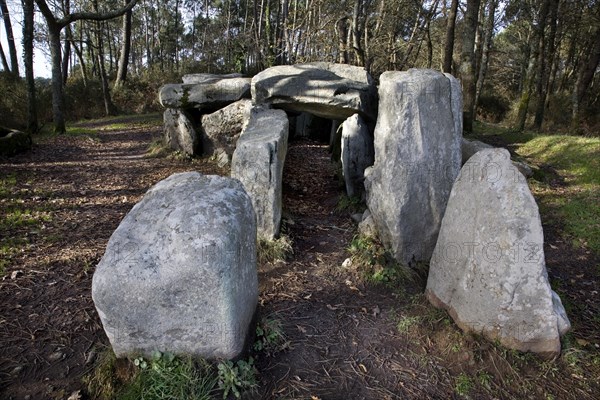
[159, 76, 251, 110]
[462, 138, 533, 177]
[426, 149, 570, 357]
[200, 99, 253, 161]
[163, 109, 199, 156]
[92, 172, 258, 359]
[341, 114, 374, 197]
[364, 69, 462, 265]
[231, 108, 289, 239]
[251, 63, 377, 120]
[182, 73, 243, 84]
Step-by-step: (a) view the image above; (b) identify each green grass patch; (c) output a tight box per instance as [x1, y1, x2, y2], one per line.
[348, 234, 415, 286]
[0, 174, 17, 198]
[85, 349, 220, 400]
[254, 316, 288, 354]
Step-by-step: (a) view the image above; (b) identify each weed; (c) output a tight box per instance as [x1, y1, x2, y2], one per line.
[121, 352, 217, 400]
[257, 235, 293, 264]
[217, 358, 257, 399]
[254, 317, 287, 354]
[396, 315, 422, 334]
[85, 349, 218, 400]
[146, 139, 171, 158]
[348, 234, 415, 286]
[454, 373, 473, 397]
[477, 370, 493, 389]
[335, 194, 363, 213]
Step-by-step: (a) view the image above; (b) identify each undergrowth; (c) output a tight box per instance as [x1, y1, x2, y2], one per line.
[257, 235, 293, 264]
[347, 234, 416, 286]
[84, 349, 258, 400]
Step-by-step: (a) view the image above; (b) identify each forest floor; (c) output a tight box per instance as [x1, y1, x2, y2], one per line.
[0, 114, 599, 399]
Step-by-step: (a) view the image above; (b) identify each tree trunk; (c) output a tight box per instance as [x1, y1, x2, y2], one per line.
[0, 0, 18, 75]
[351, 0, 365, 66]
[460, 0, 481, 133]
[533, 0, 559, 130]
[0, 41, 9, 72]
[22, 0, 38, 133]
[336, 17, 349, 64]
[114, 0, 133, 89]
[475, 0, 497, 108]
[93, 1, 117, 116]
[49, 24, 67, 134]
[515, 0, 549, 132]
[443, 0, 459, 73]
[572, 24, 600, 127]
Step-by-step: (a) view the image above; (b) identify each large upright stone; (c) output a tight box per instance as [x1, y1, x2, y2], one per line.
[231, 108, 289, 239]
[251, 63, 377, 121]
[159, 76, 251, 110]
[200, 99, 253, 162]
[426, 149, 570, 357]
[163, 109, 199, 156]
[92, 172, 258, 359]
[341, 114, 374, 197]
[364, 69, 462, 265]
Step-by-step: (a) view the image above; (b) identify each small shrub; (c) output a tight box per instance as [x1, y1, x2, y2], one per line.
[454, 373, 474, 396]
[217, 358, 257, 399]
[335, 194, 363, 214]
[348, 234, 415, 286]
[254, 317, 287, 354]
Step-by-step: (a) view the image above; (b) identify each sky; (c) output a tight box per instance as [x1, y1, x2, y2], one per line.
[1, 1, 52, 78]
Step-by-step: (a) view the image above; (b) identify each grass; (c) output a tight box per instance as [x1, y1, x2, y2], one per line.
[347, 234, 416, 286]
[257, 235, 294, 264]
[85, 349, 222, 400]
[473, 123, 600, 254]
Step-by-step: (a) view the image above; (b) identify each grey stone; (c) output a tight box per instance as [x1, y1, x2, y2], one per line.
[92, 172, 258, 359]
[462, 138, 533, 178]
[159, 77, 251, 110]
[182, 73, 244, 84]
[341, 114, 374, 197]
[251, 63, 377, 121]
[231, 108, 289, 239]
[425, 149, 570, 357]
[163, 109, 199, 156]
[358, 210, 378, 238]
[200, 99, 253, 162]
[364, 69, 462, 266]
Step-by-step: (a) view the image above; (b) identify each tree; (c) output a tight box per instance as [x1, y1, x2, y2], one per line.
[22, 0, 37, 133]
[34, 0, 139, 134]
[114, 0, 133, 89]
[460, 0, 482, 133]
[0, 0, 19, 76]
[443, 0, 459, 73]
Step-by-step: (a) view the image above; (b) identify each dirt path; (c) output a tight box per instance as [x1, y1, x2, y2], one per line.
[1, 118, 598, 399]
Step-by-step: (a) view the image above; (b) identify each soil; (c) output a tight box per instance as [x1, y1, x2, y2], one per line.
[0, 116, 598, 400]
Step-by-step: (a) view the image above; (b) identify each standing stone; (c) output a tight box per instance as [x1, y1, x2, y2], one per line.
[364, 69, 462, 265]
[341, 114, 374, 197]
[163, 109, 199, 156]
[231, 108, 289, 239]
[199, 99, 253, 162]
[92, 172, 258, 359]
[426, 149, 570, 357]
